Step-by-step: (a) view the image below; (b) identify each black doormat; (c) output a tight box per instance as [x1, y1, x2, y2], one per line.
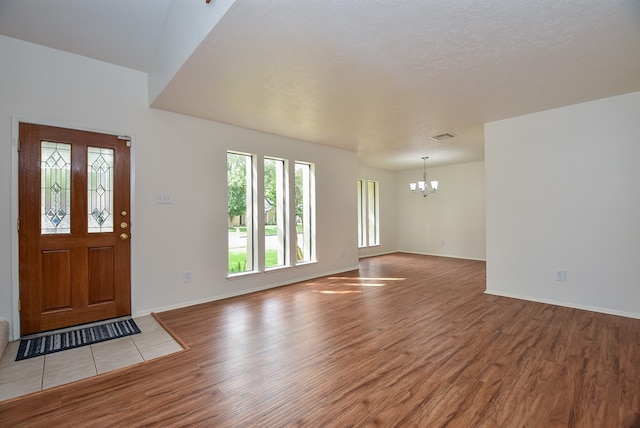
[16, 318, 141, 361]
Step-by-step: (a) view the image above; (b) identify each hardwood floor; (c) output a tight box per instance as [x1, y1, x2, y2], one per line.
[2, 253, 639, 427]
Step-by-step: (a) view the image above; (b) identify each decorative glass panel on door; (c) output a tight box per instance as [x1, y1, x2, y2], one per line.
[41, 141, 71, 234]
[87, 147, 114, 233]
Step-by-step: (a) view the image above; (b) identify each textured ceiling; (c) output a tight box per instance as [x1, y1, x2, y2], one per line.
[2, 0, 640, 171]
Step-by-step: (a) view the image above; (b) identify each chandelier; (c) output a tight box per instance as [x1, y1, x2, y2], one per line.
[409, 156, 438, 197]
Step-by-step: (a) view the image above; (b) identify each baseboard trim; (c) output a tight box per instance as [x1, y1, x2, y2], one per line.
[136, 265, 360, 317]
[398, 250, 486, 262]
[358, 250, 396, 259]
[484, 289, 640, 319]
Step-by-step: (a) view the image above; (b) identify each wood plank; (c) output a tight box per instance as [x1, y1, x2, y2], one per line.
[2, 253, 639, 426]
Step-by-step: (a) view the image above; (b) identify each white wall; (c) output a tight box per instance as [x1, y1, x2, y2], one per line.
[357, 166, 397, 258]
[148, 0, 236, 103]
[396, 161, 486, 260]
[0, 35, 359, 339]
[485, 91, 640, 318]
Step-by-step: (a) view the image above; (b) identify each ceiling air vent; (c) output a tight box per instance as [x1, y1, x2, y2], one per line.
[430, 133, 456, 141]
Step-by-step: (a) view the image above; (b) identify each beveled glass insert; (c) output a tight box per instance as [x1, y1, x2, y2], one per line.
[88, 147, 114, 233]
[41, 141, 71, 234]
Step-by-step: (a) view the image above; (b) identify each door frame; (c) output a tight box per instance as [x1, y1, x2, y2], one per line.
[10, 115, 137, 340]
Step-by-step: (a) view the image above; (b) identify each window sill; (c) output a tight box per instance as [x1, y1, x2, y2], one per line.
[226, 270, 261, 280]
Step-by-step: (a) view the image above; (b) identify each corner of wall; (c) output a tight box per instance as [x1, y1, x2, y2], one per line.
[0, 319, 9, 360]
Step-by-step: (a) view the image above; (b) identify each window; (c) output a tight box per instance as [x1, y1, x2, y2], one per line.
[357, 179, 380, 247]
[367, 180, 380, 246]
[227, 152, 254, 274]
[357, 180, 366, 247]
[295, 162, 315, 263]
[228, 152, 315, 274]
[264, 157, 287, 268]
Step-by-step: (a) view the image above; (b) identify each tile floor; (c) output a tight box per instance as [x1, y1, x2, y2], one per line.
[0, 315, 184, 402]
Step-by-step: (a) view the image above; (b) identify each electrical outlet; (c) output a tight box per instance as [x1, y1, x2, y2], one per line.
[555, 270, 566, 282]
[183, 270, 192, 283]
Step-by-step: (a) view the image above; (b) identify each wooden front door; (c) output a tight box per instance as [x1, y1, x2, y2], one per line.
[19, 123, 131, 335]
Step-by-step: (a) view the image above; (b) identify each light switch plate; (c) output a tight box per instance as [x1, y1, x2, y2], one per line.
[156, 193, 173, 204]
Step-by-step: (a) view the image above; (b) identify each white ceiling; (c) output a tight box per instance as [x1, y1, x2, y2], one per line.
[1, 0, 639, 171]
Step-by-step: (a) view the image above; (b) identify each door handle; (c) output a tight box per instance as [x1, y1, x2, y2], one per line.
[120, 233, 129, 240]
